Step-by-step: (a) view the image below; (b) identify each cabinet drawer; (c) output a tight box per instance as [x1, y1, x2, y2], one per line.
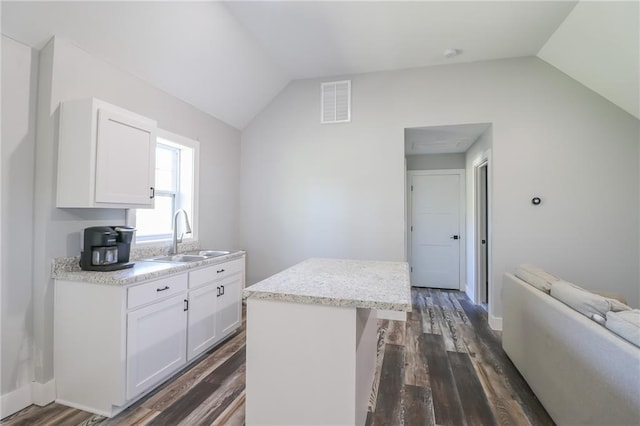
[128, 274, 188, 309]
[189, 258, 244, 289]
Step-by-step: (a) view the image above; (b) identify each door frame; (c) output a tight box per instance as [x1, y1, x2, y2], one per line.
[407, 169, 466, 290]
[475, 161, 489, 305]
[471, 150, 493, 310]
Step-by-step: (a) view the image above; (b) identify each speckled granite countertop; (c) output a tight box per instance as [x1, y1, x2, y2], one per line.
[52, 250, 246, 286]
[243, 258, 411, 311]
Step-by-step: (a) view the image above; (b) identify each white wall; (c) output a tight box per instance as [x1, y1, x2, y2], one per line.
[241, 57, 640, 321]
[538, 1, 639, 120]
[240, 77, 406, 285]
[464, 127, 492, 306]
[1, 36, 38, 414]
[406, 153, 465, 170]
[25, 36, 241, 398]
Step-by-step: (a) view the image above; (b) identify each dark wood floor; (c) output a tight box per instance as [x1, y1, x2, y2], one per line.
[366, 288, 553, 426]
[2, 289, 553, 426]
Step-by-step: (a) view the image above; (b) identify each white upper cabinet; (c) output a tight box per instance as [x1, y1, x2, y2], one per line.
[57, 98, 157, 208]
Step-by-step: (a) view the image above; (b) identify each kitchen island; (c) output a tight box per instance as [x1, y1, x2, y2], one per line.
[243, 258, 411, 426]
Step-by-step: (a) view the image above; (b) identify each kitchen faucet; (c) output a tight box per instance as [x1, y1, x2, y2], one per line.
[170, 209, 192, 255]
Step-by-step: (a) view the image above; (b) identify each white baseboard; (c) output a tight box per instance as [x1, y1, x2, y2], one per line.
[377, 309, 407, 322]
[489, 314, 503, 331]
[0, 379, 56, 420]
[32, 379, 55, 406]
[0, 384, 32, 420]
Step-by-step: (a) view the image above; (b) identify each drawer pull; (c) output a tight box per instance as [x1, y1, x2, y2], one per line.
[217, 269, 225, 274]
[156, 286, 170, 292]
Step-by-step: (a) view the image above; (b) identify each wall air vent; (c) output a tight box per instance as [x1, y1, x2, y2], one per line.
[321, 80, 351, 124]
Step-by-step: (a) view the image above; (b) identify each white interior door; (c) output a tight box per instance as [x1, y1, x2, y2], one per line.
[410, 171, 464, 289]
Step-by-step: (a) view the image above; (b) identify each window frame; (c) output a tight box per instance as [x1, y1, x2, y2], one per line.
[127, 128, 200, 246]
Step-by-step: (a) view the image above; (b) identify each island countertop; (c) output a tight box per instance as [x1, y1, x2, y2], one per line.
[242, 258, 411, 311]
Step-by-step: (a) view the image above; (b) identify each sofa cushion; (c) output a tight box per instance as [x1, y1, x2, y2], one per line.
[593, 291, 628, 305]
[550, 280, 631, 320]
[514, 264, 560, 293]
[606, 310, 640, 347]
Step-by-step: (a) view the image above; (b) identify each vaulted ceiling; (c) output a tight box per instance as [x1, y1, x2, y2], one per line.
[2, 1, 638, 129]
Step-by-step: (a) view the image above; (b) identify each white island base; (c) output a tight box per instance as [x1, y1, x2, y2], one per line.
[243, 258, 411, 426]
[246, 298, 378, 426]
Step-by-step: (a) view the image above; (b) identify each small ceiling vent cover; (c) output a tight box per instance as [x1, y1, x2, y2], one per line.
[321, 80, 351, 124]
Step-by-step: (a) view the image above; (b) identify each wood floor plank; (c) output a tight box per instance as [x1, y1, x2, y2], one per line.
[424, 294, 442, 335]
[140, 330, 245, 412]
[433, 290, 466, 353]
[415, 291, 434, 334]
[404, 317, 429, 387]
[178, 363, 245, 425]
[386, 319, 406, 346]
[0, 404, 45, 425]
[98, 407, 160, 426]
[368, 319, 389, 412]
[447, 291, 470, 324]
[457, 298, 554, 426]
[458, 323, 532, 426]
[49, 410, 97, 426]
[147, 347, 245, 425]
[371, 344, 404, 426]
[437, 291, 463, 325]
[422, 333, 466, 426]
[76, 415, 108, 426]
[365, 410, 373, 426]
[448, 351, 496, 425]
[408, 289, 422, 324]
[403, 385, 435, 426]
[429, 290, 456, 351]
[210, 391, 245, 426]
[1, 403, 71, 426]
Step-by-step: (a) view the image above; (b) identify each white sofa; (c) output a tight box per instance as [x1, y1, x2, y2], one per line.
[502, 272, 640, 425]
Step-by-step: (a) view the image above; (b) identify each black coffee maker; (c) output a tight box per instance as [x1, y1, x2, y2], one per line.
[80, 226, 135, 271]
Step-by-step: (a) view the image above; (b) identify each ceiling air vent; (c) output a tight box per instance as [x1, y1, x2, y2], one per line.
[321, 80, 351, 124]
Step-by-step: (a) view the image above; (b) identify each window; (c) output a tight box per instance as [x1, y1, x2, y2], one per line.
[129, 129, 199, 243]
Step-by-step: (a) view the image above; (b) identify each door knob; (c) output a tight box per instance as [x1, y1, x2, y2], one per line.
[450, 235, 459, 240]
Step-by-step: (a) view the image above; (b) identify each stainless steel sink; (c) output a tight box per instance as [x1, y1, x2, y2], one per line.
[195, 250, 230, 257]
[145, 250, 231, 263]
[149, 254, 208, 263]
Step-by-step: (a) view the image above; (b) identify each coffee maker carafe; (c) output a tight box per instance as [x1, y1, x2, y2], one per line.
[80, 226, 135, 271]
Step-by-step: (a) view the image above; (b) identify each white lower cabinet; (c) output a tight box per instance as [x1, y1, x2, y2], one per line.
[54, 255, 245, 417]
[126, 294, 188, 400]
[187, 282, 219, 361]
[218, 272, 242, 336]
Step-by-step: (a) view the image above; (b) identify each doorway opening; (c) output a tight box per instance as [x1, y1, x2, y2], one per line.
[404, 123, 493, 313]
[476, 161, 489, 307]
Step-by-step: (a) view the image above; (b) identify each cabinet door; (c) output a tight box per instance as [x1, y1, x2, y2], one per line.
[218, 273, 242, 337]
[95, 108, 156, 206]
[187, 282, 219, 361]
[126, 294, 187, 400]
